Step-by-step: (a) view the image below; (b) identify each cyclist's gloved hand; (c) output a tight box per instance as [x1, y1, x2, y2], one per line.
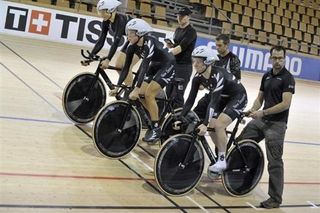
[173, 120, 182, 130]
[172, 115, 187, 130]
[100, 58, 110, 69]
[197, 124, 207, 136]
[109, 87, 119, 97]
[81, 60, 90, 66]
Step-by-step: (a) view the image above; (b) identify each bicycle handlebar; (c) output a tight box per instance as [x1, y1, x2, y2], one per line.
[81, 50, 122, 72]
[189, 111, 250, 135]
[81, 49, 100, 61]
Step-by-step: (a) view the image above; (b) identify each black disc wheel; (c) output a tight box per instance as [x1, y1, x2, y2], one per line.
[155, 134, 204, 196]
[62, 73, 106, 124]
[160, 109, 199, 144]
[222, 139, 264, 197]
[93, 101, 141, 159]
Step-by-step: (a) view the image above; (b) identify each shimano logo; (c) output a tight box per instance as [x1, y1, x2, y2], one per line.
[231, 46, 302, 76]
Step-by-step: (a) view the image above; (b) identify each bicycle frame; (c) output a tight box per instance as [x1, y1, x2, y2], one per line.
[185, 113, 250, 168]
[81, 49, 129, 100]
[115, 79, 183, 131]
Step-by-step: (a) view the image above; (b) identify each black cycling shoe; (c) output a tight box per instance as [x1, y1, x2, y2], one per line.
[143, 128, 162, 144]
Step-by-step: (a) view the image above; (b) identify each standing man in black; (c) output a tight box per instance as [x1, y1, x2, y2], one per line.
[193, 34, 241, 120]
[237, 45, 295, 209]
[165, 7, 197, 109]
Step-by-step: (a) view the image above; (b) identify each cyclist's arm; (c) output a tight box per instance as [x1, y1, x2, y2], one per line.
[117, 45, 135, 86]
[106, 16, 125, 60]
[136, 42, 153, 88]
[180, 77, 200, 116]
[229, 56, 241, 80]
[203, 73, 224, 125]
[90, 21, 109, 56]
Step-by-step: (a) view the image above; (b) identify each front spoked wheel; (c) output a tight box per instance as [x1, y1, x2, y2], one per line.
[155, 134, 204, 196]
[222, 139, 264, 197]
[62, 72, 106, 124]
[93, 101, 141, 159]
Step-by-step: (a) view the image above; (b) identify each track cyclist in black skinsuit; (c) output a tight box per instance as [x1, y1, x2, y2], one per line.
[81, 0, 136, 86]
[176, 45, 247, 175]
[115, 18, 176, 144]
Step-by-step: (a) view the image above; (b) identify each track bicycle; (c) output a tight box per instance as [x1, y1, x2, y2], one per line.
[62, 50, 125, 124]
[154, 113, 265, 197]
[92, 78, 200, 159]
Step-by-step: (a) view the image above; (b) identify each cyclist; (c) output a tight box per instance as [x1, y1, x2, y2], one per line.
[115, 18, 175, 143]
[176, 45, 247, 174]
[193, 34, 241, 122]
[81, 0, 137, 86]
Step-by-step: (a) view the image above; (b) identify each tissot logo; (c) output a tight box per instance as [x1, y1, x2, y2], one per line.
[5, 6, 28, 31]
[29, 10, 51, 35]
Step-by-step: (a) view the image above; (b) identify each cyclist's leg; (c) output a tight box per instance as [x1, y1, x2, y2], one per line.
[208, 98, 227, 155]
[208, 113, 232, 173]
[145, 81, 161, 122]
[138, 81, 149, 109]
[209, 93, 247, 173]
[140, 64, 157, 110]
[143, 64, 175, 143]
[143, 80, 162, 143]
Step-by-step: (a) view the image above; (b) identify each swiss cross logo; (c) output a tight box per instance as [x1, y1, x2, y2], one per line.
[28, 10, 51, 35]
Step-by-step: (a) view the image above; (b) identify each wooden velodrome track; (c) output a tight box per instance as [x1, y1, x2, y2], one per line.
[0, 34, 319, 212]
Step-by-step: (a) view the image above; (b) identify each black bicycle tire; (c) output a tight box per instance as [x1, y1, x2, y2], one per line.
[93, 100, 141, 159]
[222, 139, 264, 197]
[62, 72, 106, 124]
[154, 134, 204, 196]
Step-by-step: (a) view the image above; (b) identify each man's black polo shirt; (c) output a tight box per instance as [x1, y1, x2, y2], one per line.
[173, 24, 197, 64]
[260, 67, 295, 123]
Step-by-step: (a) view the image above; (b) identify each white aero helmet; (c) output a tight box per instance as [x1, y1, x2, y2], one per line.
[192, 45, 218, 65]
[97, 0, 122, 13]
[126, 18, 153, 37]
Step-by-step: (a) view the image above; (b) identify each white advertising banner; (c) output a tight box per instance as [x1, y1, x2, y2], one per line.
[0, 1, 174, 49]
[1, 1, 319, 80]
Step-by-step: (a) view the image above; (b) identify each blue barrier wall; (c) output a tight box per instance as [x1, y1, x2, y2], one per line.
[196, 37, 320, 81]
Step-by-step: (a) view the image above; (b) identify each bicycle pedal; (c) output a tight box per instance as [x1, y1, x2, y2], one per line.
[207, 171, 221, 180]
[207, 167, 222, 180]
[147, 139, 160, 145]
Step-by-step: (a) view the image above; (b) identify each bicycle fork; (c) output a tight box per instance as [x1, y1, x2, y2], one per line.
[199, 136, 217, 164]
[179, 134, 200, 169]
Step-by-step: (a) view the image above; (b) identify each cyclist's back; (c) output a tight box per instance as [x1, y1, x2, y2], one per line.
[91, 13, 132, 59]
[194, 65, 245, 98]
[118, 34, 175, 87]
